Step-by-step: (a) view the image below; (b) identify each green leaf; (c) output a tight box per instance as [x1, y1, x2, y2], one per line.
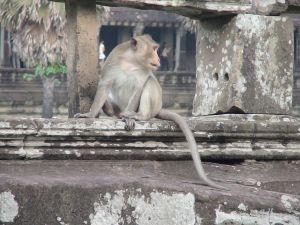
[33, 63, 67, 77]
[23, 72, 35, 81]
[35, 64, 46, 76]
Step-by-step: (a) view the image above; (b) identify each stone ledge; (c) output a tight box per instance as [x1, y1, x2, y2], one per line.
[0, 160, 299, 225]
[0, 114, 300, 160]
[51, 0, 300, 18]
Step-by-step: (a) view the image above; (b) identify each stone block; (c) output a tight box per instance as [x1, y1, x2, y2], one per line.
[193, 14, 294, 116]
[1, 160, 300, 225]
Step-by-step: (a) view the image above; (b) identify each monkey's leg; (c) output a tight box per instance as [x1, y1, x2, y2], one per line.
[120, 88, 143, 131]
[121, 76, 151, 130]
[121, 112, 151, 120]
[74, 84, 109, 118]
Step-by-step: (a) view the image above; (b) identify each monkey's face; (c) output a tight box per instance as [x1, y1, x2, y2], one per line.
[131, 35, 160, 71]
[148, 45, 160, 71]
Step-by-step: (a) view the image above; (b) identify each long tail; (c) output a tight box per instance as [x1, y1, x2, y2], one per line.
[157, 109, 226, 190]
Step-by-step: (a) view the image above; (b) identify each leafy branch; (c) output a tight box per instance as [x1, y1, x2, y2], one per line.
[23, 63, 67, 85]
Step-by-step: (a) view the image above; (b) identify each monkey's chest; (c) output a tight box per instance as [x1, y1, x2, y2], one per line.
[107, 78, 139, 111]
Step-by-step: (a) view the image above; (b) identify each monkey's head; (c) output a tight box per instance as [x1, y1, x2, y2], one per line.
[130, 35, 160, 71]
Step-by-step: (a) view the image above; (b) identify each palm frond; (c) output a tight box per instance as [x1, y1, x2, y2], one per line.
[51, 2, 65, 17]
[0, 0, 107, 67]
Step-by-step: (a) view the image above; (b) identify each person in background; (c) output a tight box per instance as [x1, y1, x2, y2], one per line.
[159, 41, 171, 71]
[99, 41, 106, 66]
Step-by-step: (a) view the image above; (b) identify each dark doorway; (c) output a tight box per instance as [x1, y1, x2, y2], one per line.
[143, 27, 161, 43]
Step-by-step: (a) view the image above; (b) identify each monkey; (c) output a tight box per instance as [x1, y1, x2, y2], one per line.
[75, 35, 226, 190]
[75, 35, 156, 123]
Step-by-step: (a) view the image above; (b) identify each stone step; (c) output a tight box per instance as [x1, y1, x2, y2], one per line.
[0, 160, 299, 225]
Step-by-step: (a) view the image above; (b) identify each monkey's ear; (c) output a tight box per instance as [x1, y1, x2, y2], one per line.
[131, 38, 138, 50]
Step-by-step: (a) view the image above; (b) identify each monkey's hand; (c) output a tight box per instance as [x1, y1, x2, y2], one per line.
[74, 112, 94, 118]
[120, 111, 137, 131]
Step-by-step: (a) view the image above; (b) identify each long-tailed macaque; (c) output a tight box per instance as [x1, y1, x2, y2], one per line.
[75, 35, 225, 190]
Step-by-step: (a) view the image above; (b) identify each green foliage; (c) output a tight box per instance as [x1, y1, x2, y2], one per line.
[23, 63, 67, 84]
[34, 63, 67, 77]
[23, 72, 35, 81]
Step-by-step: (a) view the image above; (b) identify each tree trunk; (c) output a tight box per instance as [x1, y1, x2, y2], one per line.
[42, 76, 55, 118]
[0, 30, 12, 84]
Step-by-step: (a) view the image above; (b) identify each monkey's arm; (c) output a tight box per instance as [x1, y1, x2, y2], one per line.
[74, 83, 109, 118]
[121, 87, 143, 130]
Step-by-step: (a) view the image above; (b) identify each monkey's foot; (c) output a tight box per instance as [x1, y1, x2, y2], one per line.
[121, 117, 136, 131]
[122, 117, 136, 131]
[120, 111, 137, 131]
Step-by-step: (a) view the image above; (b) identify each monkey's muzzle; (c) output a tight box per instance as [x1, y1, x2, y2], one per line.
[150, 63, 160, 70]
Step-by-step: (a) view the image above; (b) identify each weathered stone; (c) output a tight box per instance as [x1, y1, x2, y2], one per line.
[288, 0, 300, 7]
[52, 0, 300, 18]
[0, 160, 299, 225]
[252, 0, 288, 15]
[193, 14, 294, 116]
[1, 115, 300, 160]
[65, 0, 98, 117]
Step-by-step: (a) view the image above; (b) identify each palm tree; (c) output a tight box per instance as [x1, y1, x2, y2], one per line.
[0, 0, 66, 118]
[0, 0, 67, 67]
[0, 0, 109, 118]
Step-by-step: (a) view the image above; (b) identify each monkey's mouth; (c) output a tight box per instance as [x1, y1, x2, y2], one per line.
[150, 63, 160, 70]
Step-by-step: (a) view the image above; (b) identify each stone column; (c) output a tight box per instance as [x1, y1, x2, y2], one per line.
[193, 14, 294, 116]
[0, 26, 4, 64]
[174, 27, 183, 72]
[65, 0, 98, 117]
[133, 23, 144, 36]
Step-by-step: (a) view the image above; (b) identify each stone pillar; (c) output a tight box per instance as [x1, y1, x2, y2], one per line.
[174, 27, 183, 72]
[65, 0, 98, 117]
[133, 22, 144, 36]
[0, 26, 4, 64]
[193, 14, 294, 116]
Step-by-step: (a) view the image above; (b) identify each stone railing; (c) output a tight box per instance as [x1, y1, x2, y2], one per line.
[72, 0, 300, 18]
